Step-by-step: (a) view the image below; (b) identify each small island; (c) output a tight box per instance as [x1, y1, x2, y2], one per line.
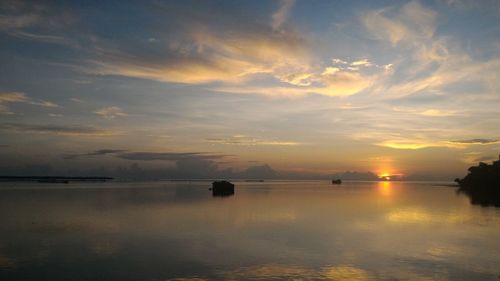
[211, 180, 235, 197]
[455, 154, 500, 207]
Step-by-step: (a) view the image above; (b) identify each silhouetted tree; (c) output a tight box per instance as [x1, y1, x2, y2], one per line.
[456, 154, 500, 207]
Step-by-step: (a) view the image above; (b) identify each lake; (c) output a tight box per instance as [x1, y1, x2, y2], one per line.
[0, 181, 499, 281]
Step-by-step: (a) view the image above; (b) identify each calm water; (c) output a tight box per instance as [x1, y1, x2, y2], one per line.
[0, 181, 499, 281]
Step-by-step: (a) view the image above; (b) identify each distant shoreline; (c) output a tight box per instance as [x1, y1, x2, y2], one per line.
[0, 177, 456, 184]
[0, 176, 113, 182]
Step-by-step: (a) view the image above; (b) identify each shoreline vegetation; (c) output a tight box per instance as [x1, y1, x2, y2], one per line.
[455, 155, 500, 207]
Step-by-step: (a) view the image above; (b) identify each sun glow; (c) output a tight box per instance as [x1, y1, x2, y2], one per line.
[377, 169, 404, 181]
[378, 172, 392, 181]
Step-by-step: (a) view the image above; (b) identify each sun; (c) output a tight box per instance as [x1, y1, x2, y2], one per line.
[378, 172, 392, 181]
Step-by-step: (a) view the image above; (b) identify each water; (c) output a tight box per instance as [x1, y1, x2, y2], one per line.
[0, 181, 499, 281]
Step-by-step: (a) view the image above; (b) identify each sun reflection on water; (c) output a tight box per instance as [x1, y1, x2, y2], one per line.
[377, 181, 392, 197]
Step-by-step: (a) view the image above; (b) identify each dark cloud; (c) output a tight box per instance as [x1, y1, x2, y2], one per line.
[91, 149, 126, 155]
[450, 139, 499, 144]
[240, 164, 276, 179]
[0, 0, 78, 45]
[117, 152, 226, 161]
[0, 123, 115, 136]
[64, 149, 127, 160]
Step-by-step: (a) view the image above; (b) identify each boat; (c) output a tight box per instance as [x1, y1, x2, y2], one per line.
[331, 179, 342, 184]
[211, 180, 235, 196]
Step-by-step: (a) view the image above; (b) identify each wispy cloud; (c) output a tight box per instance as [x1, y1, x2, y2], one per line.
[0, 92, 58, 114]
[0, 92, 29, 103]
[418, 109, 457, 117]
[94, 106, 127, 119]
[90, 27, 310, 86]
[0, 104, 13, 115]
[350, 59, 373, 67]
[117, 152, 227, 161]
[214, 56, 385, 97]
[450, 139, 500, 145]
[206, 135, 301, 146]
[362, 1, 437, 46]
[0, 1, 77, 46]
[0, 123, 116, 136]
[271, 0, 295, 30]
[64, 149, 127, 159]
[374, 138, 500, 150]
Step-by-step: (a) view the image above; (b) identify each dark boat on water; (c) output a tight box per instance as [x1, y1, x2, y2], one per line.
[211, 180, 235, 197]
[332, 179, 342, 184]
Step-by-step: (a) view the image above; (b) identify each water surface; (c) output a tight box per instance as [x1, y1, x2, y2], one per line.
[0, 181, 499, 280]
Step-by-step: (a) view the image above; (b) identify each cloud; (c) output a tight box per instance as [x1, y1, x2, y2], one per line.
[419, 109, 456, 117]
[30, 100, 58, 107]
[0, 92, 28, 103]
[4, 2, 383, 98]
[64, 149, 127, 160]
[362, 1, 437, 46]
[70, 1, 318, 92]
[70, 98, 84, 103]
[319, 70, 373, 95]
[94, 106, 127, 119]
[375, 138, 500, 150]
[91, 27, 310, 86]
[0, 123, 116, 136]
[91, 149, 127, 155]
[392, 107, 457, 117]
[117, 152, 227, 161]
[450, 139, 500, 145]
[206, 135, 300, 146]
[0, 92, 58, 114]
[0, 1, 77, 45]
[376, 140, 436, 150]
[382, 55, 500, 99]
[214, 56, 381, 97]
[350, 59, 372, 67]
[361, 0, 500, 106]
[271, 0, 295, 30]
[353, 128, 467, 150]
[0, 104, 13, 115]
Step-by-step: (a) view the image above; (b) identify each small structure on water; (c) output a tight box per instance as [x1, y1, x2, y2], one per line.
[211, 180, 235, 197]
[331, 179, 342, 185]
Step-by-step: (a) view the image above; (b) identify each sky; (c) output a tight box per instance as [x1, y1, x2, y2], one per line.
[0, 0, 499, 180]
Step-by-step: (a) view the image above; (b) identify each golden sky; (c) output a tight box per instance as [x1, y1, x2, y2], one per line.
[0, 0, 499, 179]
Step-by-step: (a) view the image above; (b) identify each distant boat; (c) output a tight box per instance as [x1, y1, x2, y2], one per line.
[211, 180, 235, 197]
[245, 179, 264, 182]
[331, 179, 342, 184]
